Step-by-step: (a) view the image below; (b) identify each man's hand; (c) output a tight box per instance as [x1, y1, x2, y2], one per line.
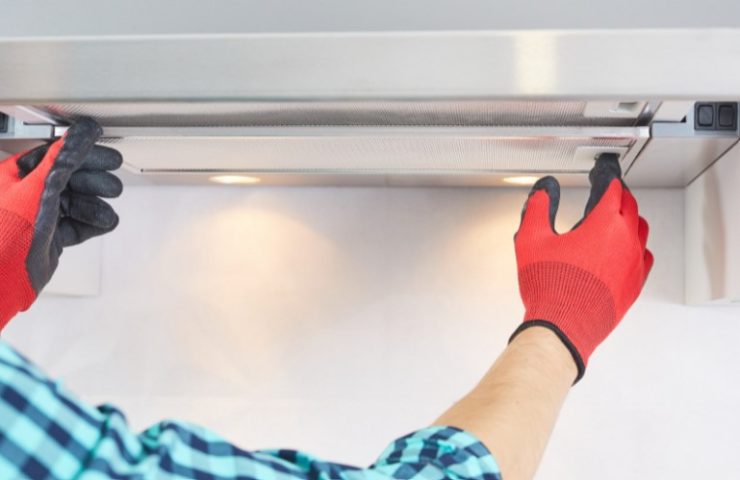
[0, 118, 122, 329]
[510, 154, 653, 382]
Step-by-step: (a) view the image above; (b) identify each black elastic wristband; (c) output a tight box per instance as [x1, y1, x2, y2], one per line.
[509, 320, 586, 384]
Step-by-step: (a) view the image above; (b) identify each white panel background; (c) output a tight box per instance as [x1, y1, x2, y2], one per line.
[685, 142, 740, 304]
[4, 186, 740, 479]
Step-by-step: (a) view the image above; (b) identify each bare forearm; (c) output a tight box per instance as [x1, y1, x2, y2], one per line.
[434, 327, 576, 480]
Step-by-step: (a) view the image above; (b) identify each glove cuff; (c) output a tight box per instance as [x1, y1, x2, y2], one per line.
[509, 320, 586, 383]
[0, 300, 22, 331]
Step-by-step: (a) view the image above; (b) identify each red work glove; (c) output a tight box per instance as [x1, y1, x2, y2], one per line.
[510, 154, 653, 382]
[0, 119, 122, 330]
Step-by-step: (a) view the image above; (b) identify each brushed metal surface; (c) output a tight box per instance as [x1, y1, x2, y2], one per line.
[626, 135, 739, 187]
[626, 106, 740, 187]
[5, 0, 738, 35]
[1, 31, 740, 102]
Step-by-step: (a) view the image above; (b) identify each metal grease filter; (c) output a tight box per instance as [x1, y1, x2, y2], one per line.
[36, 101, 639, 127]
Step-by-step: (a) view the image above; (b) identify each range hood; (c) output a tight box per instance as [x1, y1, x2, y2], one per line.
[0, 99, 734, 188]
[1, 29, 740, 187]
[3, 4, 740, 303]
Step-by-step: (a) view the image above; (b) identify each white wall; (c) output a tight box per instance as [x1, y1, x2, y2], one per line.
[4, 185, 740, 479]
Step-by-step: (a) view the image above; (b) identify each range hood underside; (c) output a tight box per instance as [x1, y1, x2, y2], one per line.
[0, 99, 735, 188]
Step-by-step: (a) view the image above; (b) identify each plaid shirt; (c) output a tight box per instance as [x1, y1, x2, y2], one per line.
[0, 341, 502, 480]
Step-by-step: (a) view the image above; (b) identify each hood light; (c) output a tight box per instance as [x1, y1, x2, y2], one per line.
[502, 175, 539, 186]
[209, 175, 261, 185]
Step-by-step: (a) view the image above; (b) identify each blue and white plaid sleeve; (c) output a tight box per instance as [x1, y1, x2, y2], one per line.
[0, 340, 502, 480]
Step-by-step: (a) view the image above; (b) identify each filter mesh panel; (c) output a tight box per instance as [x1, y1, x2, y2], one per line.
[36, 101, 639, 127]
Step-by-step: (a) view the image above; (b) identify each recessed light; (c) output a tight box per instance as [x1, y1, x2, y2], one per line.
[209, 175, 261, 185]
[502, 175, 540, 186]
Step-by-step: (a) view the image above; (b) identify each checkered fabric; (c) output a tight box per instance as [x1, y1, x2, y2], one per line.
[0, 340, 501, 480]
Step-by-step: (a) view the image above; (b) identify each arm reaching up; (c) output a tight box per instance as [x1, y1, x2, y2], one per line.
[435, 154, 653, 479]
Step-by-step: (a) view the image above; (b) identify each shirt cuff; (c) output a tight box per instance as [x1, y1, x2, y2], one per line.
[371, 426, 502, 480]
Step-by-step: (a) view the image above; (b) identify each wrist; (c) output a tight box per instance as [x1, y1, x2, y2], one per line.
[509, 326, 578, 384]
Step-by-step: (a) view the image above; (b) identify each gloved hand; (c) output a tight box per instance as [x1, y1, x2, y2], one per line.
[510, 154, 653, 382]
[0, 118, 122, 330]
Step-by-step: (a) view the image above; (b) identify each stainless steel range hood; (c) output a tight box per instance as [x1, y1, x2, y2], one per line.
[1, 28, 740, 187]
